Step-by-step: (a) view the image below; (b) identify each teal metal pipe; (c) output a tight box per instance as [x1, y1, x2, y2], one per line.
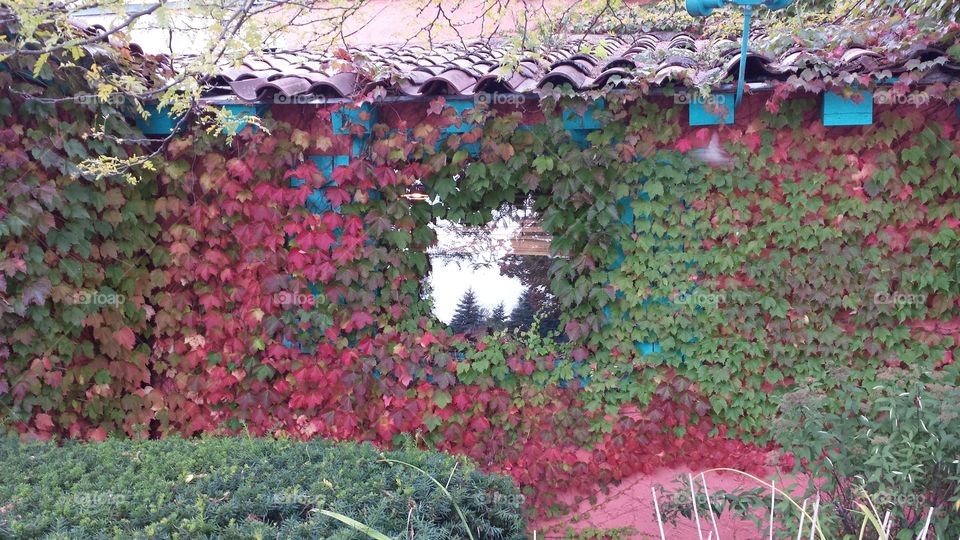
[735, 6, 752, 106]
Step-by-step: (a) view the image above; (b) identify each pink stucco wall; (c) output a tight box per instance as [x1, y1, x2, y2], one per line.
[532, 461, 804, 539]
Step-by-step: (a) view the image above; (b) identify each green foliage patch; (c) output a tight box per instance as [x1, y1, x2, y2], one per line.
[653, 368, 960, 538]
[0, 71, 164, 440]
[0, 436, 527, 539]
[417, 94, 960, 440]
[774, 369, 960, 537]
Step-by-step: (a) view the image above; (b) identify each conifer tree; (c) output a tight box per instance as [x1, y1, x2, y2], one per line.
[487, 302, 507, 330]
[508, 289, 536, 331]
[449, 288, 486, 334]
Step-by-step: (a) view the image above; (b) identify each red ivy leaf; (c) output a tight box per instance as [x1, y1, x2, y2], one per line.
[113, 327, 136, 350]
[35, 413, 54, 431]
[227, 159, 254, 182]
[571, 347, 590, 362]
[349, 311, 374, 330]
[332, 246, 355, 265]
[427, 97, 446, 116]
[419, 332, 439, 348]
[325, 187, 351, 207]
[453, 392, 471, 411]
[321, 212, 343, 230]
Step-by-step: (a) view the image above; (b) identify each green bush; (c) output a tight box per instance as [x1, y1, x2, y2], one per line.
[652, 368, 960, 539]
[773, 368, 960, 538]
[0, 436, 527, 539]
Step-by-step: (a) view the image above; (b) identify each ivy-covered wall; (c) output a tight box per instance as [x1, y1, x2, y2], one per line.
[2, 76, 958, 517]
[0, 71, 164, 442]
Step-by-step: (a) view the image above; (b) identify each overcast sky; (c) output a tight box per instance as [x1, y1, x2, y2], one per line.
[428, 220, 525, 323]
[429, 260, 524, 323]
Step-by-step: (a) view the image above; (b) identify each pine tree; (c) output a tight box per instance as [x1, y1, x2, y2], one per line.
[508, 289, 536, 331]
[487, 302, 507, 330]
[500, 254, 563, 340]
[449, 288, 486, 334]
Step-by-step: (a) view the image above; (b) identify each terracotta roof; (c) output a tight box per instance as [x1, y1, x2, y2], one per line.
[204, 29, 960, 102]
[0, 7, 173, 83]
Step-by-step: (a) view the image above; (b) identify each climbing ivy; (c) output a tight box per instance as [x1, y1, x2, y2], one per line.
[416, 93, 960, 443]
[0, 70, 163, 441]
[2, 23, 960, 525]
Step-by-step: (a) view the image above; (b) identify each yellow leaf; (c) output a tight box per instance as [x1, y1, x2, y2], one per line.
[291, 129, 310, 149]
[97, 83, 117, 103]
[32, 53, 50, 77]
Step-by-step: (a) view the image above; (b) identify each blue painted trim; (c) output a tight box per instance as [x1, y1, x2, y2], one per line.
[461, 141, 481, 157]
[351, 137, 366, 158]
[135, 102, 183, 135]
[289, 155, 351, 214]
[310, 155, 351, 181]
[636, 342, 662, 356]
[331, 104, 377, 158]
[603, 187, 662, 357]
[441, 100, 477, 134]
[332, 102, 377, 135]
[822, 89, 873, 126]
[689, 93, 735, 126]
[562, 99, 604, 130]
[222, 103, 268, 135]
